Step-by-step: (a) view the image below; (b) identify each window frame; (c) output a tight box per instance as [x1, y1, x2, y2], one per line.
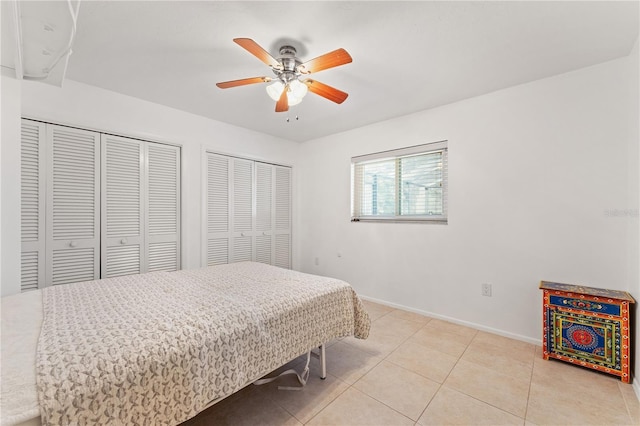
[351, 140, 448, 224]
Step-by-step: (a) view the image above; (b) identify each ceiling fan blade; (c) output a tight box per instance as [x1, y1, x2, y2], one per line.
[216, 76, 271, 89]
[233, 38, 281, 69]
[303, 79, 349, 104]
[275, 84, 289, 112]
[298, 48, 352, 74]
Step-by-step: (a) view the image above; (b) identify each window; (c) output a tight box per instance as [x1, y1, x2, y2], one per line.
[351, 141, 448, 223]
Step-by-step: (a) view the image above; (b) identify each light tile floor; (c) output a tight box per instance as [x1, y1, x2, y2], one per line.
[182, 300, 640, 425]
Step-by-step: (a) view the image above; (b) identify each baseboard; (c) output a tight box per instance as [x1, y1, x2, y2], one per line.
[360, 294, 540, 346]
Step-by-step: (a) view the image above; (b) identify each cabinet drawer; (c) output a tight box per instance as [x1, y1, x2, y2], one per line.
[549, 295, 620, 316]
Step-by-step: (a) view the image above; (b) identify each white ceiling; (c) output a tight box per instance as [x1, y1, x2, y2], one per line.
[3, 1, 639, 142]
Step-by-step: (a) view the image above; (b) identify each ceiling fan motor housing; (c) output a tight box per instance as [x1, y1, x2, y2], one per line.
[275, 45, 302, 83]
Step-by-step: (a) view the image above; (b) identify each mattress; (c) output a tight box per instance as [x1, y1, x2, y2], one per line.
[1, 290, 42, 426]
[1, 262, 370, 426]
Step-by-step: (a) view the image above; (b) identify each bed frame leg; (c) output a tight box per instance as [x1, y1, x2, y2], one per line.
[319, 344, 326, 380]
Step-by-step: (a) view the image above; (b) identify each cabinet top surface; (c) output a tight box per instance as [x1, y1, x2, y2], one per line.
[539, 281, 635, 302]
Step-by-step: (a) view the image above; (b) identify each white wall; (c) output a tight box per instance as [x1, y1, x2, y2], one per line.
[0, 77, 300, 296]
[299, 55, 634, 344]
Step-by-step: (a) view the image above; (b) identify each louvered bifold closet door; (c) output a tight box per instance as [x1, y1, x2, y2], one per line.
[101, 135, 144, 278]
[205, 153, 231, 266]
[145, 143, 180, 272]
[20, 120, 46, 291]
[274, 166, 292, 269]
[255, 162, 273, 265]
[203, 153, 291, 269]
[46, 125, 100, 286]
[231, 158, 254, 263]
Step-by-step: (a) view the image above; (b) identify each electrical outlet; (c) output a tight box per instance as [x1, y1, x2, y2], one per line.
[314, 257, 319, 266]
[481, 283, 492, 297]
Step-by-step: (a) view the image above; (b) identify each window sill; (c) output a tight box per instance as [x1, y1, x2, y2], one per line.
[351, 217, 448, 224]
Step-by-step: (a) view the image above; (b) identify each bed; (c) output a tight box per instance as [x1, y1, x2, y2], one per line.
[0, 262, 370, 426]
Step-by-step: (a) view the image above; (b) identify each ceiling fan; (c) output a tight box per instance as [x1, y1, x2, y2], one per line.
[216, 38, 352, 113]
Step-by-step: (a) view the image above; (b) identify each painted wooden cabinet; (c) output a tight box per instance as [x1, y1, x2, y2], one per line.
[540, 281, 634, 383]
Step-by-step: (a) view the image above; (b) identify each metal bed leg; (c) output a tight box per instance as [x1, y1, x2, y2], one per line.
[319, 344, 326, 380]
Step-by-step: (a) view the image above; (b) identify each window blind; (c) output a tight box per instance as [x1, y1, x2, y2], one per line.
[351, 141, 448, 223]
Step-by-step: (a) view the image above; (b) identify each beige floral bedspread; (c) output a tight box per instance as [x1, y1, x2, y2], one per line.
[36, 262, 370, 425]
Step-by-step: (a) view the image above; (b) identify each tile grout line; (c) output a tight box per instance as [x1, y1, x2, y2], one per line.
[298, 308, 527, 425]
[430, 330, 531, 423]
[435, 326, 477, 384]
[326, 311, 433, 424]
[299, 317, 395, 426]
[255, 345, 353, 425]
[345, 386, 420, 425]
[329, 316, 533, 425]
[378, 317, 439, 424]
[407, 324, 479, 424]
[521, 344, 538, 425]
[390, 318, 449, 423]
[617, 381, 637, 424]
[295, 373, 351, 425]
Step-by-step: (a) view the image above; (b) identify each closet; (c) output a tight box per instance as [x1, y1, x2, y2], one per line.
[101, 134, 180, 277]
[204, 152, 291, 269]
[20, 119, 181, 291]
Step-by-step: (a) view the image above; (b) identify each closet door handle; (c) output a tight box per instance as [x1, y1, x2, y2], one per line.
[69, 241, 77, 248]
[262, 232, 268, 236]
[241, 232, 246, 237]
[120, 238, 128, 244]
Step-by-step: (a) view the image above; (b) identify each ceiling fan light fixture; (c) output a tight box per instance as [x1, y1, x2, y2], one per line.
[266, 81, 284, 101]
[289, 79, 308, 99]
[266, 79, 308, 106]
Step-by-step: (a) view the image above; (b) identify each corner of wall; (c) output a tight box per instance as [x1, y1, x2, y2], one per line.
[626, 35, 639, 400]
[1, 70, 23, 296]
